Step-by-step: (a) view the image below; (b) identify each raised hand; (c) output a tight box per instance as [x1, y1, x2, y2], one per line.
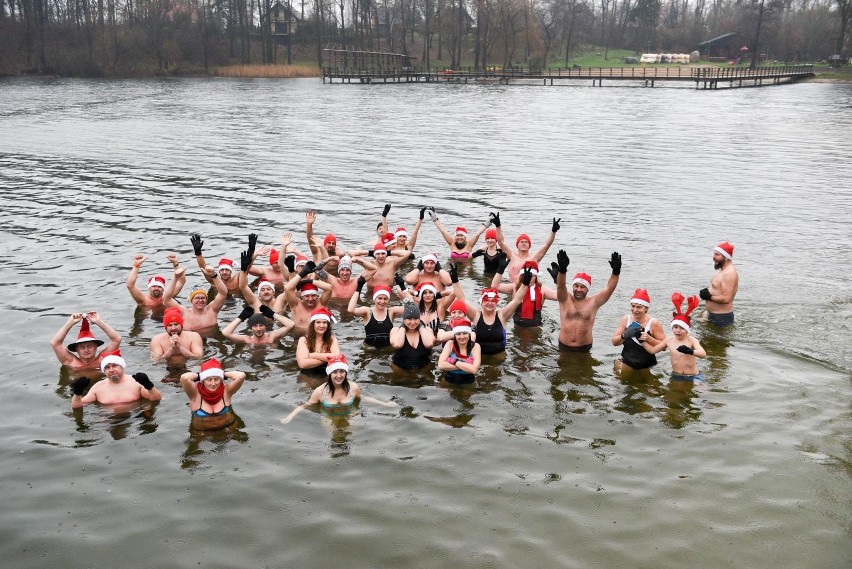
[283, 255, 296, 272]
[521, 266, 533, 286]
[71, 376, 90, 396]
[238, 303, 254, 321]
[546, 262, 559, 284]
[240, 250, 252, 273]
[609, 252, 622, 276]
[298, 260, 317, 278]
[356, 275, 367, 293]
[419, 207, 427, 220]
[427, 207, 437, 222]
[394, 273, 407, 290]
[490, 211, 501, 227]
[676, 345, 695, 355]
[132, 254, 147, 268]
[201, 266, 216, 279]
[247, 233, 258, 257]
[190, 234, 203, 256]
[448, 263, 459, 284]
[259, 304, 275, 319]
[552, 217, 561, 232]
[382, 203, 392, 217]
[496, 253, 510, 275]
[699, 288, 712, 301]
[557, 249, 569, 273]
[132, 372, 155, 390]
[417, 258, 424, 271]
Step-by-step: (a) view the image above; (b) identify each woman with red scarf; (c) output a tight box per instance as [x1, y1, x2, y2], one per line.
[180, 358, 246, 431]
[489, 262, 554, 327]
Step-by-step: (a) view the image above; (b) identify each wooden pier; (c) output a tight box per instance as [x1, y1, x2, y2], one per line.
[322, 50, 814, 90]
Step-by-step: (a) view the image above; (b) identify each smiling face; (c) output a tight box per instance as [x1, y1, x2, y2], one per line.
[251, 323, 267, 337]
[338, 267, 352, 281]
[374, 251, 388, 264]
[329, 369, 347, 385]
[374, 294, 389, 308]
[191, 294, 208, 309]
[572, 283, 589, 300]
[312, 319, 329, 334]
[630, 303, 648, 319]
[201, 374, 223, 391]
[219, 268, 232, 282]
[423, 259, 436, 273]
[454, 233, 467, 246]
[403, 317, 420, 330]
[259, 286, 276, 302]
[454, 331, 471, 345]
[149, 286, 164, 299]
[301, 293, 319, 309]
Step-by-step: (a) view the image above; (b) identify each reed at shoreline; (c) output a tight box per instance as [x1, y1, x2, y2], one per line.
[214, 64, 321, 78]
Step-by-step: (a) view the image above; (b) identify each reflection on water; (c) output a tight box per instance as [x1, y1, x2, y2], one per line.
[181, 415, 249, 470]
[70, 401, 160, 444]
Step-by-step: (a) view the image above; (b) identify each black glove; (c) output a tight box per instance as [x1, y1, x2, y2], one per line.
[448, 263, 459, 283]
[283, 255, 295, 272]
[609, 252, 622, 276]
[521, 267, 533, 286]
[546, 262, 559, 284]
[247, 233, 258, 256]
[356, 275, 366, 293]
[132, 372, 155, 390]
[417, 259, 424, 271]
[552, 217, 561, 232]
[490, 212, 501, 227]
[238, 304, 254, 321]
[434, 261, 442, 272]
[190, 234, 203, 256]
[419, 207, 426, 220]
[382, 203, 392, 217]
[298, 260, 316, 278]
[394, 273, 406, 290]
[259, 304, 275, 319]
[677, 345, 695, 355]
[71, 376, 90, 396]
[496, 253, 509, 275]
[434, 291, 444, 300]
[240, 250, 252, 272]
[557, 249, 569, 273]
[621, 325, 642, 340]
[367, 249, 375, 258]
[699, 288, 712, 301]
[471, 248, 485, 259]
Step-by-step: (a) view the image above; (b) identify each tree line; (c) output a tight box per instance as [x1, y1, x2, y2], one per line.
[1, 0, 849, 75]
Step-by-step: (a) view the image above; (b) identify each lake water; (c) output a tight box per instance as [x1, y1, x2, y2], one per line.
[0, 77, 850, 568]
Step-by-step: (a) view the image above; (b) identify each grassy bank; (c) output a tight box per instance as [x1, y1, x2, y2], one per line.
[214, 63, 321, 78]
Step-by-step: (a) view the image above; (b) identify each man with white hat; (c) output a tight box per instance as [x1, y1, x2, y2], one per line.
[70, 349, 162, 408]
[126, 254, 181, 307]
[700, 241, 739, 327]
[50, 312, 122, 371]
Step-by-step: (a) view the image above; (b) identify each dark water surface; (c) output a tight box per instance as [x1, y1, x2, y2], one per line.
[1, 77, 850, 568]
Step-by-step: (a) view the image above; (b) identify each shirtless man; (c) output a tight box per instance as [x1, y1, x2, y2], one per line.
[51, 312, 122, 371]
[643, 312, 707, 381]
[150, 306, 204, 365]
[700, 241, 739, 327]
[126, 254, 179, 307]
[221, 304, 294, 346]
[347, 242, 410, 291]
[304, 210, 345, 275]
[494, 213, 560, 282]
[404, 253, 452, 291]
[283, 267, 334, 333]
[190, 233, 242, 297]
[320, 254, 376, 300]
[554, 249, 621, 352]
[70, 350, 161, 409]
[163, 264, 228, 333]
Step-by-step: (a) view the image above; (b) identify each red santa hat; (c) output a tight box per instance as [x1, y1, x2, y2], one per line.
[485, 228, 497, 240]
[309, 306, 333, 323]
[372, 243, 388, 256]
[670, 292, 700, 331]
[218, 258, 234, 273]
[630, 288, 651, 307]
[516, 233, 532, 246]
[521, 260, 539, 275]
[269, 249, 280, 266]
[147, 275, 166, 289]
[100, 349, 126, 372]
[258, 280, 275, 292]
[163, 306, 184, 327]
[294, 255, 309, 268]
[381, 232, 397, 247]
[714, 241, 734, 260]
[671, 314, 691, 331]
[572, 272, 592, 289]
[324, 233, 337, 247]
[394, 227, 409, 239]
[298, 282, 320, 297]
[449, 299, 468, 315]
[451, 318, 473, 335]
[372, 285, 392, 300]
[416, 281, 438, 296]
[480, 287, 500, 304]
[67, 318, 104, 352]
[199, 358, 224, 380]
[421, 253, 439, 264]
[455, 227, 468, 238]
[326, 353, 349, 375]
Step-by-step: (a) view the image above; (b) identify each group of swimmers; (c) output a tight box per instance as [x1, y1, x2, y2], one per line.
[52, 205, 739, 430]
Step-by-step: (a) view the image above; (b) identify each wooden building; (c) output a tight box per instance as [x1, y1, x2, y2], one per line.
[270, 1, 301, 43]
[696, 33, 745, 62]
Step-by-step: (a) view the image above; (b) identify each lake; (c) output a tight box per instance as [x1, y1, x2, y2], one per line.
[0, 76, 850, 568]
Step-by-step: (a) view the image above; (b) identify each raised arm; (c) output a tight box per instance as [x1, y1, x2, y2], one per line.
[433, 217, 455, 246]
[593, 252, 621, 308]
[532, 218, 560, 263]
[163, 265, 187, 307]
[190, 233, 207, 271]
[86, 311, 121, 353]
[126, 255, 148, 304]
[224, 370, 246, 396]
[50, 313, 84, 365]
[555, 250, 570, 302]
[204, 266, 229, 312]
[221, 305, 255, 344]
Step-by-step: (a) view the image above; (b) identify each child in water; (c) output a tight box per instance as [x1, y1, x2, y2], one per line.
[642, 293, 706, 381]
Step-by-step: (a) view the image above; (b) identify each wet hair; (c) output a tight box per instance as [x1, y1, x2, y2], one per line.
[307, 320, 333, 353]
